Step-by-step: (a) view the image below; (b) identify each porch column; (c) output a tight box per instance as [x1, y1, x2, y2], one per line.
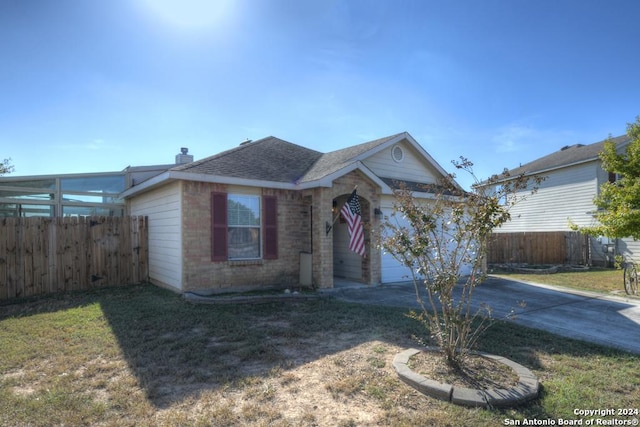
[311, 188, 333, 288]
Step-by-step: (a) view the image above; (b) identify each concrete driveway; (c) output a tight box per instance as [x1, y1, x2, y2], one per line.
[329, 276, 640, 355]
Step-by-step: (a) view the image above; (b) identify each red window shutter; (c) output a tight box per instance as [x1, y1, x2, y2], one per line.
[211, 192, 228, 262]
[263, 195, 278, 259]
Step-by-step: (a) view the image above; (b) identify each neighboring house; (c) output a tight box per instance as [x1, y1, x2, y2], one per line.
[120, 132, 461, 293]
[486, 134, 634, 266]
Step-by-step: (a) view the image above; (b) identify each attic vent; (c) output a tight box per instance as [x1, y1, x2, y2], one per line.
[240, 139, 252, 146]
[391, 144, 404, 162]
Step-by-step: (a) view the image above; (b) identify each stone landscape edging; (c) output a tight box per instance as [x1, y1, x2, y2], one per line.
[392, 347, 540, 408]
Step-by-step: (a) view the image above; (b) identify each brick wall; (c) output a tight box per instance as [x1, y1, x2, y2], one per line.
[311, 170, 382, 288]
[181, 181, 311, 292]
[179, 172, 382, 293]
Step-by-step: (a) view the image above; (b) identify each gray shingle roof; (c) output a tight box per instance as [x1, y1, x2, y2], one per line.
[300, 133, 405, 183]
[506, 135, 631, 176]
[172, 136, 323, 184]
[171, 132, 407, 185]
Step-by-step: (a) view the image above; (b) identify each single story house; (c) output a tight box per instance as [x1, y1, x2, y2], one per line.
[485, 134, 635, 266]
[120, 132, 462, 293]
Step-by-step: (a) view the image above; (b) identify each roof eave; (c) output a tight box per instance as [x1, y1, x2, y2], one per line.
[120, 171, 303, 198]
[480, 135, 632, 187]
[297, 161, 391, 192]
[477, 157, 601, 188]
[121, 162, 393, 198]
[119, 171, 174, 199]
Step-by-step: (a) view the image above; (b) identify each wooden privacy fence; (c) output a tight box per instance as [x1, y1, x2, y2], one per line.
[487, 231, 589, 265]
[0, 216, 148, 300]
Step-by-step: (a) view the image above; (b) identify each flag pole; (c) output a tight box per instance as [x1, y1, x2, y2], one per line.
[326, 185, 358, 235]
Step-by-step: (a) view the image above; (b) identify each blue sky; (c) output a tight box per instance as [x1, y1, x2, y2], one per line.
[1, 0, 638, 189]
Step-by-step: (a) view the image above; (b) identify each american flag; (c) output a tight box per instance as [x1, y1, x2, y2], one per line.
[340, 189, 366, 257]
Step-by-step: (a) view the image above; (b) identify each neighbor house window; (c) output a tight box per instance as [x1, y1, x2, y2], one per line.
[211, 192, 278, 262]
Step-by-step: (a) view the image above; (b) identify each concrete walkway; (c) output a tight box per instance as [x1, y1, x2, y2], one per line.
[326, 276, 640, 355]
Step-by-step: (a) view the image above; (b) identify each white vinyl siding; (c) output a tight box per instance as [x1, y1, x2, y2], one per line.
[496, 162, 600, 233]
[129, 181, 182, 290]
[363, 142, 439, 184]
[618, 238, 640, 264]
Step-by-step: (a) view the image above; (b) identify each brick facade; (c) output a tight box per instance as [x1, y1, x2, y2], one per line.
[181, 181, 312, 292]
[179, 171, 381, 293]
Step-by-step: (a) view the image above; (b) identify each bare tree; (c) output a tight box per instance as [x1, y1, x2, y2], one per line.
[1, 158, 14, 176]
[380, 158, 541, 368]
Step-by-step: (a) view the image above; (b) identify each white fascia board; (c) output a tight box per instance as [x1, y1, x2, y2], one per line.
[298, 161, 391, 192]
[119, 171, 174, 198]
[121, 162, 392, 198]
[169, 172, 299, 190]
[352, 132, 408, 162]
[357, 161, 392, 191]
[401, 133, 464, 191]
[121, 171, 305, 198]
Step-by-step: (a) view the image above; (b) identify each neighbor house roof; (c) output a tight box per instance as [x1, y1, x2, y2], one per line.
[120, 132, 458, 198]
[500, 134, 631, 179]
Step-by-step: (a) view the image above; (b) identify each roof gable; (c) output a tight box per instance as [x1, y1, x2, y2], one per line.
[299, 133, 405, 184]
[300, 132, 457, 189]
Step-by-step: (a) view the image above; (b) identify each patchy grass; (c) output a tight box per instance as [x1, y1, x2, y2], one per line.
[492, 268, 630, 295]
[1, 284, 639, 426]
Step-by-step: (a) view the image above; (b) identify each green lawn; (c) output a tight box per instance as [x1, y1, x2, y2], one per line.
[492, 267, 631, 295]
[1, 284, 638, 426]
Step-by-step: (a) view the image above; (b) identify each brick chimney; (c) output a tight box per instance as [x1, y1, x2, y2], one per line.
[175, 147, 194, 164]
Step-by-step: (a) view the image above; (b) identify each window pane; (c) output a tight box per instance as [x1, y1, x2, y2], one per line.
[0, 179, 56, 190]
[20, 204, 55, 217]
[228, 227, 260, 259]
[62, 205, 124, 217]
[62, 193, 123, 204]
[0, 189, 55, 200]
[0, 204, 56, 217]
[228, 195, 260, 226]
[0, 203, 18, 217]
[61, 175, 125, 193]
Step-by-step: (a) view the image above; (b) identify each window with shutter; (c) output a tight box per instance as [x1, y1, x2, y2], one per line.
[227, 194, 261, 259]
[263, 195, 277, 259]
[211, 192, 278, 261]
[211, 192, 228, 261]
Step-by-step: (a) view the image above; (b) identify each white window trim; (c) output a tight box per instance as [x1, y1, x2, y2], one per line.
[227, 193, 262, 260]
[391, 144, 404, 163]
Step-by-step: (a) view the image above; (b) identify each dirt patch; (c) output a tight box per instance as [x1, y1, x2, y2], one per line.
[407, 350, 519, 390]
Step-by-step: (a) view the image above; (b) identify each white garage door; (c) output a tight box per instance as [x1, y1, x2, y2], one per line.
[379, 207, 472, 283]
[380, 207, 414, 283]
